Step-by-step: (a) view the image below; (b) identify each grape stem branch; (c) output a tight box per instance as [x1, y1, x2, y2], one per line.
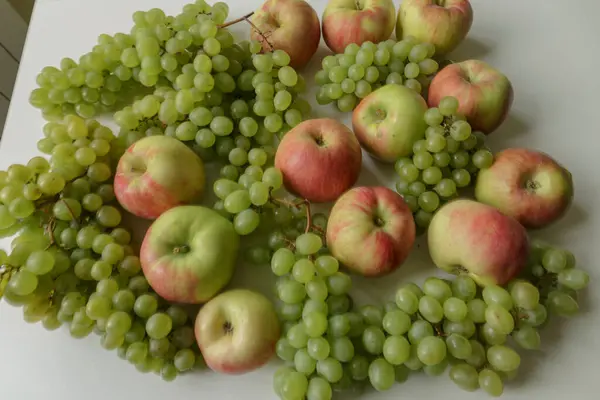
[217, 11, 274, 52]
[270, 197, 313, 234]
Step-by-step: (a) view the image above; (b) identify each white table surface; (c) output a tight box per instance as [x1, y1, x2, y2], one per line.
[1, 0, 599, 399]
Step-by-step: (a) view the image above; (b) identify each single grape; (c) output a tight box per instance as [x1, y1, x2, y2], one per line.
[382, 335, 411, 365]
[449, 363, 479, 392]
[486, 345, 521, 372]
[368, 358, 395, 392]
[438, 97, 459, 116]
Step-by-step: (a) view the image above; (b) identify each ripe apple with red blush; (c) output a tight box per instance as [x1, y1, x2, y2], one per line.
[114, 135, 205, 220]
[475, 148, 574, 229]
[428, 59, 514, 134]
[140, 206, 239, 304]
[322, 0, 397, 54]
[326, 186, 416, 277]
[428, 199, 529, 286]
[274, 118, 362, 203]
[250, 0, 321, 69]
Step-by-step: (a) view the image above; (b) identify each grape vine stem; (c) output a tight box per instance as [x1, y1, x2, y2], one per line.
[270, 197, 313, 234]
[217, 11, 254, 28]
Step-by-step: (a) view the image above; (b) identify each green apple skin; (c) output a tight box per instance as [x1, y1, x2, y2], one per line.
[114, 135, 205, 220]
[427, 199, 529, 286]
[428, 60, 513, 134]
[322, 0, 396, 54]
[140, 206, 239, 304]
[475, 148, 574, 229]
[352, 84, 428, 163]
[327, 186, 416, 276]
[250, 0, 321, 69]
[396, 0, 473, 55]
[194, 289, 280, 375]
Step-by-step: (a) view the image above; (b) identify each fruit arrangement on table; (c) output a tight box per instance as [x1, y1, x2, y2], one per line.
[0, 0, 588, 399]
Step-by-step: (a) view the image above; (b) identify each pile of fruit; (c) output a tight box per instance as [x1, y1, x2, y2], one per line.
[0, 0, 588, 399]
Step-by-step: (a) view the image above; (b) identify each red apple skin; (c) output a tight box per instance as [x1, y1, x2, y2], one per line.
[274, 118, 362, 203]
[327, 186, 416, 276]
[428, 60, 514, 134]
[114, 136, 205, 220]
[250, 0, 321, 69]
[428, 199, 529, 286]
[322, 0, 396, 54]
[475, 148, 574, 229]
[396, 0, 473, 55]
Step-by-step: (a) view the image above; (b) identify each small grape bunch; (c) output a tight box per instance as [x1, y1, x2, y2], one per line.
[314, 37, 440, 112]
[394, 96, 494, 231]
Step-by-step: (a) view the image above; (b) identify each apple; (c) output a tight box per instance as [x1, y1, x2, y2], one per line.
[322, 0, 396, 54]
[195, 289, 280, 375]
[396, 0, 473, 55]
[427, 199, 529, 286]
[114, 135, 205, 220]
[475, 148, 574, 229]
[250, 0, 321, 69]
[274, 118, 362, 203]
[326, 186, 416, 276]
[428, 60, 514, 134]
[352, 84, 428, 163]
[140, 205, 239, 304]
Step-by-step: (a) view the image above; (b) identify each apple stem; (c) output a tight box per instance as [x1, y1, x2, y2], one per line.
[173, 245, 190, 254]
[217, 11, 254, 28]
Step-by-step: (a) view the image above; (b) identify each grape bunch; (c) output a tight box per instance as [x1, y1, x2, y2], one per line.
[394, 96, 494, 231]
[269, 238, 590, 399]
[314, 37, 440, 112]
[0, 116, 204, 381]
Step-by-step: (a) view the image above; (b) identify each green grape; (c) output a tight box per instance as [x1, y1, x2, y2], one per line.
[328, 66, 347, 83]
[224, 190, 251, 214]
[234, 209, 260, 235]
[419, 59, 439, 75]
[445, 333, 472, 360]
[327, 314, 350, 337]
[433, 151, 451, 167]
[306, 377, 332, 400]
[435, 178, 457, 198]
[542, 248, 568, 273]
[443, 297, 468, 322]
[362, 326, 386, 355]
[262, 167, 283, 189]
[364, 66, 379, 83]
[452, 169, 471, 187]
[438, 97, 459, 116]
[451, 275, 477, 301]
[404, 62, 420, 79]
[25, 250, 55, 275]
[86, 293, 112, 320]
[96, 278, 119, 298]
[472, 149, 494, 169]
[450, 120, 472, 141]
[277, 278, 306, 304]
[90, 260, 112, 281]
[280, 371, 309, 399]
[423, 277, 452, 302]
[8, 270, 39, 296]
[329, 336, 354, 362]
[482, 285, 513, 309]
[307, 336, 330, 360]
[484, 304, 515, 335]
[271, 248, 295, 276]
[395, 287, 419, 315]
[418, 191, 440, 213]
[382, 309, 411, 335]
[418, 296, 443, 323]
[449, 363, 479, 391]
[382, 335, 411, 365]
[127, 341, 149, 364]
[249, 181, 269, 206]
[513, 325, 541, 350]
[106, 311, 132, 336]
[416, 336, 446, 366]
[174, 349, 195, 372]
[558, 268, 589, 291]
[292, 259, 316, 284]
[146, 313, 172, 340]
[276, 338, 297, 361]
[546, 290, 579, 316]
[292, 348, 316, 375]
[467, 298, 487, 323]
[360, 304, 384, 327]
[465, 340, 487, 368]
[326, 272, 352, 296]
[399, 163, 419, 182]
[479, 369, 504, 397]
[278, 303, 303, 322]
[451, 151, 470, 169]
[348, 64, 365, 81]
[510, 281, 540, 310]
[480, 323, 507, 345]
[134, 294, 158, 318]
[368, 358, 395, 392]
[413, 151, 434, 170]
[487, 345, 520, 372]
[316, 358, 343, 383]
[354, 80, 371, 98]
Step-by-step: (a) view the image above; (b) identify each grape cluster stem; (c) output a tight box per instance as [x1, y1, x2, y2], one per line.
[217, 11, 274, 52]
